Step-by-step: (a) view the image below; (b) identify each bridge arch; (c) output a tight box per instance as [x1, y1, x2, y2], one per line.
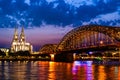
[57, 25, 120, 51]
[39, 44, 57, 54]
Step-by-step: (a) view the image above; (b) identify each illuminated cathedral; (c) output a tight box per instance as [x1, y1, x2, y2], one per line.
[10, 27, 33, 53]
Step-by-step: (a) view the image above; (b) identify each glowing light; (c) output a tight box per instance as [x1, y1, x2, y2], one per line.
[50, 54, 55, 61]
[73, 53, 76, 60]
[89, 51, 93, 54]
[100, 41, 103, 44]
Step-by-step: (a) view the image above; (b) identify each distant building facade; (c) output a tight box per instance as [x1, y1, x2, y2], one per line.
[10, 27, 33, 53]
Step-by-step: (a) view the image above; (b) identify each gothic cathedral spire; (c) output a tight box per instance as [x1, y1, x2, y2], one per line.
[11, 27, 19, 52]
[13, 27, 18, 42]
[20, 27, 25, 42]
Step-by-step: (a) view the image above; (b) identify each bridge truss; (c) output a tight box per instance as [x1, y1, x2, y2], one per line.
[39, 44, 57, 54]
[57, 25, 120, 51]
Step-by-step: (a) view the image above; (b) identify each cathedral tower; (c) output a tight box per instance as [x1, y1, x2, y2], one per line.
[13, 27, 19, 42]
[11, 27, 19, 52]
[10, 27, 33, 53]
[20, 27, 25, 42]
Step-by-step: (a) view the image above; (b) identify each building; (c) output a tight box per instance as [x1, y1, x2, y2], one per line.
[0, 48, 9, 56]
[10, 27, 33, 53]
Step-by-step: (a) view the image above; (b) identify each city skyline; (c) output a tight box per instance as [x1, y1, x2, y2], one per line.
[0, 25, 73, 51]
[0, 0, 120, 51]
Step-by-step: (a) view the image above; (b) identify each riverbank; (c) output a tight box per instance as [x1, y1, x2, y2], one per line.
[0, 57, 51, 61]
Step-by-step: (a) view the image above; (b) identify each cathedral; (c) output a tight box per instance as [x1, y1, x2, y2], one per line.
[10, 27, 33, 53]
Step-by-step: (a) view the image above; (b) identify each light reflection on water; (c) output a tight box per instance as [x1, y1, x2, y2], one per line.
[0, 61, 120, 80]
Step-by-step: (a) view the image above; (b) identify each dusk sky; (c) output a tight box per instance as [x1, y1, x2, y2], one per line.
[0, 0, 120, 51]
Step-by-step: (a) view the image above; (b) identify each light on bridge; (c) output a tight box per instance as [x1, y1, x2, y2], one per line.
[100, 41, 103, 44]
[89, 52, 93, 55]
[50, 54, 55, 61]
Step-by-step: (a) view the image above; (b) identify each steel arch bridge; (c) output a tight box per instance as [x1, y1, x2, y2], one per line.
[56, 25, 120, 52]
[39, 44, 57, 54]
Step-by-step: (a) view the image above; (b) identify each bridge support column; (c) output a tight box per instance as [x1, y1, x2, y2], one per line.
[54, 53, 73, 62]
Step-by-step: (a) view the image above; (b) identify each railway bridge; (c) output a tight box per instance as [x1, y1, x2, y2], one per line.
[40, 25, 120, 61]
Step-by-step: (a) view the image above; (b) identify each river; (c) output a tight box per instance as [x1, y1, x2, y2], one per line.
[0, 61, 120, 80]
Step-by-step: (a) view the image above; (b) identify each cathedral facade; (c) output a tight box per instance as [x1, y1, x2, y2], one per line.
[10, 27, 33, 53]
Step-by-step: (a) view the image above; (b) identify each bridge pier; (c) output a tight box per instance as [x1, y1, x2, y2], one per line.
[54, 53, 73, 62]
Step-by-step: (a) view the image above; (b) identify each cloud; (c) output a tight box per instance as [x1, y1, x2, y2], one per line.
[46, 0, 56, 3]
[64, 0, 96, 7]
[25, 0, 30, 5]
[92, 12, 120, 22]
[0, 0, 119, 27]
[82, 11, 120, 26]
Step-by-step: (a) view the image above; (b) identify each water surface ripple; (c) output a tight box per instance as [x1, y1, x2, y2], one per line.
[0, 61, 120, 80]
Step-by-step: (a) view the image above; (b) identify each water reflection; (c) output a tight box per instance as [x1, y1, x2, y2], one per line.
[0, 61, 120, 80]
[72, 61, 93, 80]
[98, 66, 106, 80]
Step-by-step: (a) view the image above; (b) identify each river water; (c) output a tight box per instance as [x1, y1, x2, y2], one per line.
[0, 61, 120, 80]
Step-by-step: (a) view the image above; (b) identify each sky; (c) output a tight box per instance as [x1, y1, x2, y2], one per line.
[0, 0, 120, 51]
